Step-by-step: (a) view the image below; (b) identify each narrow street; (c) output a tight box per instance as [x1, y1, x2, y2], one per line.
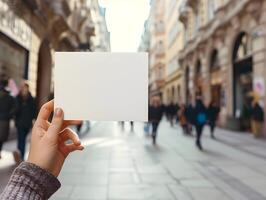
[42, 120, 266, 199]
[1, 120, 266, 199]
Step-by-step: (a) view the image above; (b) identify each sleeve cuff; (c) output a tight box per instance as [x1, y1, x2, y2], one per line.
[11, 162, 61, 199]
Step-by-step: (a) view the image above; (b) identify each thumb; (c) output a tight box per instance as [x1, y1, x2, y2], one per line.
[47, 108, 64, 139]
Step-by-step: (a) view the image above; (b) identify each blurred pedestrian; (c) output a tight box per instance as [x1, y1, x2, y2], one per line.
[168, 102, 177, 127]
[184, 98, 194, 135]
[0, 75, 15, 159]
[119, 121, 125, 131]
[144, 122, 151, 136]
[250, 98, 264, 138]
[178, 104, 188, 134]
[165, 103, 171, 122]
[149, 97, 163, 145]
[14, 82, 36, 163]
[76, 122, 83, 136]
[130, 121, 134, 132]
[175, 102, 180, 124]
[207, 100, 220, 139]
[194, 95, 207, 150]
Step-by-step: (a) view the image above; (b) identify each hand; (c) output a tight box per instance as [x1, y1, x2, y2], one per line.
[27, 100, 84, 177]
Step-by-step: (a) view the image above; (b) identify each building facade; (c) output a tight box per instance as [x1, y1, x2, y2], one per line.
[143, 0, 266, 134]
[178, 0, 266, 132]
[163, 0, 184, 105]
[148, 0, 167, 102]
[1, 0, 109, 108]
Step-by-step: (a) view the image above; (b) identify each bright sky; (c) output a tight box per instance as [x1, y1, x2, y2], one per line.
[98, 0, 150, 52]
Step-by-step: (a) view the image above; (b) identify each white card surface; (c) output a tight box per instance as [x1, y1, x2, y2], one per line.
[54, 52, 148, 121]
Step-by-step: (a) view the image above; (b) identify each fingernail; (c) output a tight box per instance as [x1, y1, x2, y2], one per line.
[55, 108, 63, 117]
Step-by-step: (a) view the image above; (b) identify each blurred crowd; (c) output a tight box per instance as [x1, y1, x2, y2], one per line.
[146, 92, 264, 151]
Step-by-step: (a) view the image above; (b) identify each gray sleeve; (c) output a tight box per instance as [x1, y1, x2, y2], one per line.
[0, 162, 61, 200]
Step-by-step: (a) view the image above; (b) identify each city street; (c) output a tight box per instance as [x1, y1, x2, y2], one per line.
[2, 119, 266, 199]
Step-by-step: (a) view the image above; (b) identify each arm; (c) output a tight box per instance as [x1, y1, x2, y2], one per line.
[0, 162, 60, 200]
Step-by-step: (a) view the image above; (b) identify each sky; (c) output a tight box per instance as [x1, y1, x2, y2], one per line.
[98, 0, 150, 52]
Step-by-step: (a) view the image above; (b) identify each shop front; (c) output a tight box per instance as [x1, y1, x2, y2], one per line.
[0, 0, 31, 88]
[232, 32, 253, 131]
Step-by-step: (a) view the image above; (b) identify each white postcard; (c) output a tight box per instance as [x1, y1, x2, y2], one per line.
[54, 52, 148, 121]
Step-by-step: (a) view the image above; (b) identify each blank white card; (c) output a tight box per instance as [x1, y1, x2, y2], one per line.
[54, 52, 148, 121]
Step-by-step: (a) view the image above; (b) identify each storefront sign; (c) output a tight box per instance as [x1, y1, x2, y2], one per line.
[0, 1, 31, 49]
[254, 77, 265, 97]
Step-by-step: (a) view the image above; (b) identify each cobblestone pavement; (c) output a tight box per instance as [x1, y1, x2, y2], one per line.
[1, 119, 266, 200]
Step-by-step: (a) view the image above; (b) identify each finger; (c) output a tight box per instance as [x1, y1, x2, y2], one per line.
[36, 100, 54, 123]
[62, 120, 82, 130]
[60, 128, 81, 145]
[65, 144, 84, 154]
[47, 108, 64, 139]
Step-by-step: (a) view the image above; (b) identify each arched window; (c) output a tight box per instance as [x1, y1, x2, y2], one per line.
[233, 32, 252, 62]
[210, 49, 219, 71]
[195, 60, 202, 96]
[196, 60, 201, 75]
[172, 86, 175, 102]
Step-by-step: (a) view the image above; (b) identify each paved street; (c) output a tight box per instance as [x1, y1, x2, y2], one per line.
[2, 120, 266, 199]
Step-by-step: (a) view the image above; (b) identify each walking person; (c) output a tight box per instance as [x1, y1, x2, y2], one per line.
[250, 97, 264, 138]
[149, 97, 163, 145]
[178, 104, 188, 135]
[130, 121, 134, 132]
[207, 100, 220, 139]
[13, 82, 36, 163]
[0, 75, 15, 159]
[175, 102, 180, 124]
[194, 95, 207, 150]
[169, 102, 176, 127]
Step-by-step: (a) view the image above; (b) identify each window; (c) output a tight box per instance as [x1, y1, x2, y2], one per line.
[157, 41, 165, 54]
[156, 20, 165, 34]
[233, 32, 252, 62]
[210, 49, 220, 71]
[168, 21, 180, 48]
[167, 57, 179, 75]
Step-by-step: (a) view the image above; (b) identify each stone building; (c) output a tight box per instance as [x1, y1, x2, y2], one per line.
[178, 0, 266, 131]
[163, 0, 184, 106]
[1, 0, 96, 108]
[148, 0, 167, 101]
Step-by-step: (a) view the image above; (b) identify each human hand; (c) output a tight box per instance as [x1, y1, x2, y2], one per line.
[27, 100, 84, 177]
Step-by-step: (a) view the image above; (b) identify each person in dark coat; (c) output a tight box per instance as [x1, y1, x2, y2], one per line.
[207, 100, 220, 139]
[193, 95, 207, 150]
[168, 102, 177, 127]
[14, 82, 36, 162]
[0, 75, 15, 159]
[148, 97, 163, 145]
